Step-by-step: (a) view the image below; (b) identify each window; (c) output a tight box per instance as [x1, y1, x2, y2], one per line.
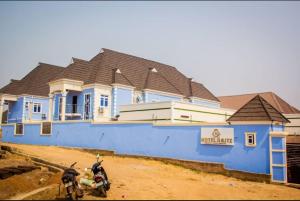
[25, 102, 29, 110]
[41, 122, 52, 135]
[100, 95, 108, 108]
[245, 132, 256, 147]
[33, 103, 41, 113]
[136, 96, 142, 104]
[15, 123, 23, 135]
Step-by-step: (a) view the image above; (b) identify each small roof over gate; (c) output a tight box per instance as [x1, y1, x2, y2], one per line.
[227, 95, 290, 123]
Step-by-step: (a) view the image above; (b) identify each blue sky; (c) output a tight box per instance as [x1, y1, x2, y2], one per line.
[0, 1, 299, 109]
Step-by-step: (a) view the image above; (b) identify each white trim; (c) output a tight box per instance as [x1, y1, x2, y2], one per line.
[82, 83, 112, 90]
[32, 102, 42, 114]
[272, 164, 285, 167]
[0, 94, 18, 101]
[190, 96, 220, 105]
[272, 149, 285, 152]
[20, 94, 48, 99]
[229, 121, 274, 125]
[269, 131, 289, 136]
[83, 93, 92, 120]
[40, 122, 52, 135]
[143, 89, 184, 99]
[100, 94, 109, 108]
[245, 132, 257, 147]
[48, 78, 84, 85]
[14, 123, 24, 136]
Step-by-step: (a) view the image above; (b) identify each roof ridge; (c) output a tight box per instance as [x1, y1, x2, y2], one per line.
[113, 70, 134, 86]
[156, 71, 183, 95]
[102, 48, 178, 70]
[270, 92, 284, 113]
[218, 91, 273, 98]
[258, 95, 273, 121]
[38, 62, 64, 69]
[259, 95, 290, 123]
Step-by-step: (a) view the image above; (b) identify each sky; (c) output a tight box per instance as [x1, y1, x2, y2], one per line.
[0, 1, 299, 109]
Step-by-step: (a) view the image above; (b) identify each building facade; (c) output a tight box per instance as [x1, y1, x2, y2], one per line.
[0, 48, 294, 184]
[0, 48, 227, 124]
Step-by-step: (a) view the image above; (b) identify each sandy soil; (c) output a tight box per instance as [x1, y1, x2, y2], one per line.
[0, 152, 60, 200]
[2, 142, 300, 200]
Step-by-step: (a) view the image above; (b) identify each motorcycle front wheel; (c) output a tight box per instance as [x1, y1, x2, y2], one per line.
[98, 186, 107, 198]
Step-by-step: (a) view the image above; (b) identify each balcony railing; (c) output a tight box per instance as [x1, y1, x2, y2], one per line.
[65, 104, 83, 116]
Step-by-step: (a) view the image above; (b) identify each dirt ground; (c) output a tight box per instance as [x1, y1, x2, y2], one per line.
[0, 152, 60, 200]
[1, 142, 300, 200]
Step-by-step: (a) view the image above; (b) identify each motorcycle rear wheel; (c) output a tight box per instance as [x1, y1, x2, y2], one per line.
[98, 186, 107, 198]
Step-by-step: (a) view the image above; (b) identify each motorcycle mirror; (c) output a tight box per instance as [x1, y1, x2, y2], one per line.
[96, 153, 100, 159]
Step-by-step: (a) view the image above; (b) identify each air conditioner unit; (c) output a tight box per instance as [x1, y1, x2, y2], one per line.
[99, 107, 104, 113]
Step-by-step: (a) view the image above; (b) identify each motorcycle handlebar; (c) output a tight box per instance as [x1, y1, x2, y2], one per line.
[70, 162, 77, 168]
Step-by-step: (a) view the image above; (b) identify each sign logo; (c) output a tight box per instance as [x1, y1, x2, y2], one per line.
[201, 128, 234, 146]
[212, 129, 221, 138]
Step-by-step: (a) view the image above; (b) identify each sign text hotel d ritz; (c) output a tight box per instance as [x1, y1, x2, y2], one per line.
[201, 128, 234, 145]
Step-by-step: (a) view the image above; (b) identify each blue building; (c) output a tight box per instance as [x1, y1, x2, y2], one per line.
[0, 49, 224, 124]
[0, 48, 291, 183]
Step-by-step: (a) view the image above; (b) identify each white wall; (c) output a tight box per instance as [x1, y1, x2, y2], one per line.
[93, 87, 112, 122]
[119, 101, 235, 123]
[284, 114, 300, 135]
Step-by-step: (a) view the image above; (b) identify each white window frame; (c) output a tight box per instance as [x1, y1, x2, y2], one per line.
[40, 122, 52, 136]
[83, 93, 92, 120]
[14, 123, 24, 136]
[100, 95, 109, 108]
[33, 103, 42, 113]
[245, 132, 256, 147]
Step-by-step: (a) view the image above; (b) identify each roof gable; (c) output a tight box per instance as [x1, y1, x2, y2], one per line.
[218, 92, 300, 114]
[0, 63, 64, 97]
[87, 48, 219, 101]
[227, 95, 290, 123]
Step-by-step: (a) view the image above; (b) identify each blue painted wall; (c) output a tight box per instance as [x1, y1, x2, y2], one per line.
[8, 97, 24, 123]
[112, 87, 133, 117]
[145, 92, 181, 103]
[2, 123, 283, 175]
[23, 96, 49, 121]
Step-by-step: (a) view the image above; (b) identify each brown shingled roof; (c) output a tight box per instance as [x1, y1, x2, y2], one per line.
[0, 63, 64, 97]
[52, 58, 95, 83]
[227, 95, 290, 123]
[1, 48, 219, 102]
[190, 81, 220, 102]
[88, 48, 219, 101]
[218, 92, 300, 114]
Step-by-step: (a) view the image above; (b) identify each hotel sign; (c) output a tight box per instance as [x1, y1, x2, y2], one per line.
[201, 128, 234, 145]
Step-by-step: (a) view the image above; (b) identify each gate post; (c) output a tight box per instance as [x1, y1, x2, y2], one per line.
[269, 131, 288, 183]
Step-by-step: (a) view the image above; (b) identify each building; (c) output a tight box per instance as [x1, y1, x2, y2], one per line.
[218, 92, 300, 134]
[0, 48, 295, 184]
[0, 48, 233, 124]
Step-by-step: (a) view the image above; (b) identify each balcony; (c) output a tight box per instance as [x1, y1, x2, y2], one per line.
[65, 104, 83, 119]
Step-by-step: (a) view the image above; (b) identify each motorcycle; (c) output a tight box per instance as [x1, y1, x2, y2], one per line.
[89, 154, 110, 197]
[61, 162, 84, 200]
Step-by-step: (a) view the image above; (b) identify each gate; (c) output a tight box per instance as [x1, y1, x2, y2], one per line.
[286, 135, 300, 184]
[269, 131, 287, 183]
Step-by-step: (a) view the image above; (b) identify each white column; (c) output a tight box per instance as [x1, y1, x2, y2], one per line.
[61, 91, 67, 121]
[48, 94, 54, 121]
[0, 97, 4, 124]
